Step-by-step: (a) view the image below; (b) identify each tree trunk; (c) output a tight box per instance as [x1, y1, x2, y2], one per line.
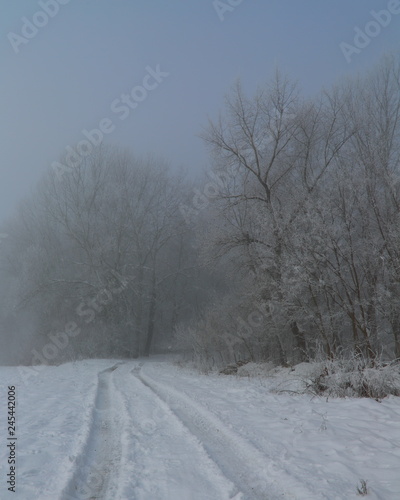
[275, 334, 287, 366]
[290, 321, 307, 362]
[143, 270, 157, 357]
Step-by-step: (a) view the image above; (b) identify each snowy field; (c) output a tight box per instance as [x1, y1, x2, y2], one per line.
[0, 358, 399, 499]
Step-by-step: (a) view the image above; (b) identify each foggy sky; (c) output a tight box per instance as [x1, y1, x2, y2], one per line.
[1, 0, 399, 220]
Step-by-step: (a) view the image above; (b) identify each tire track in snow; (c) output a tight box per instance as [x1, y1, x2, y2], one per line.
[116, 362, 240, 499]
[60, 363, 123, 500]
[135, 366, 320, 500]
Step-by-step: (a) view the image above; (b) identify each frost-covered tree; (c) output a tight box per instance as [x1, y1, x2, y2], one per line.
[198, 54, 400, 365]
[200, 71, 352, 363]
[0, 147, 200, 362]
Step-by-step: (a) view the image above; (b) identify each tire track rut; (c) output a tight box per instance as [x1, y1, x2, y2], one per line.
[134, 365, 319, 500]
[60, 363, 123, 500]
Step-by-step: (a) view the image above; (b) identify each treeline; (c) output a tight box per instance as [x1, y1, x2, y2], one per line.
[1, 54, 400, 367]
[194, 53, 400, 367]
[0, 150, 220, 364]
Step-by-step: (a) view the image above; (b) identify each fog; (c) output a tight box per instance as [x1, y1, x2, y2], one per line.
[1, 1, 400, 366]
[1, 1, 397, 218]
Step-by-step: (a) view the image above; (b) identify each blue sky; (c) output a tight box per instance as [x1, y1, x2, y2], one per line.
[0, 0, 399, 218]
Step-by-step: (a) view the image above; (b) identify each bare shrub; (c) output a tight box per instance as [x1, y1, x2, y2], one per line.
[309, 355, 400, 399]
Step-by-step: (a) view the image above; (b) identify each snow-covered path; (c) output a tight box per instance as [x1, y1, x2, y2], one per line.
[60, 363, 124, 500]
[114, 362, 237, 499]
[136, 365, 317, 499]
[0, 358, 399, 499]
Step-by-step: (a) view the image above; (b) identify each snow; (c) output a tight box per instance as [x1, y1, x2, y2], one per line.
[0, 357, 399, 499]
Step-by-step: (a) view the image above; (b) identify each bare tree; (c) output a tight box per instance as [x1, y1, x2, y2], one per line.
[0, 147, 198, 361]
[201, 70, 353, 362]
